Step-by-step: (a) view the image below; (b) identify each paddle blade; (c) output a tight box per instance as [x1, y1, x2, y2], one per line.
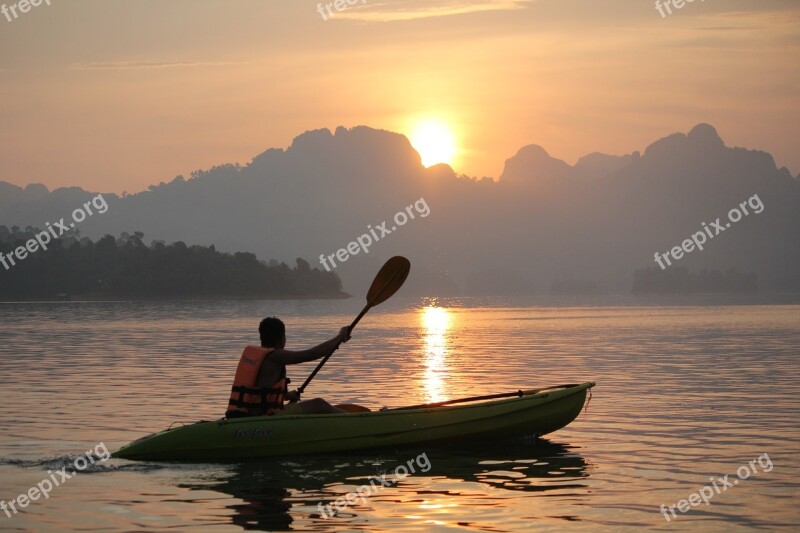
[365, 256, 411, 308]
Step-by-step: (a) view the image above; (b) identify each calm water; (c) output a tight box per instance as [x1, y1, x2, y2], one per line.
[0, 298, 798, 532]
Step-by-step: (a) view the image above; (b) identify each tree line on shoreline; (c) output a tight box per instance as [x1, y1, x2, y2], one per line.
[632, 266, 757, 294]
[0, 226, 345, 300]
[0, 225, 763, 299]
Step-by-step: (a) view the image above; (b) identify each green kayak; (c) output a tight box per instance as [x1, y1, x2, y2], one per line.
[113, 382, 594, 461]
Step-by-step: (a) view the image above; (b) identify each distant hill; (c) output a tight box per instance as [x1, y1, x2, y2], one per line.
[1, 124, 798, 295]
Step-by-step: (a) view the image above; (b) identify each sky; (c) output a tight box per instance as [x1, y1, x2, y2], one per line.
[0, 0, 798, 194]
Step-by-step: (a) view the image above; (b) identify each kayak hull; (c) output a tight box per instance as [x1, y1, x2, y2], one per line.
[113, 382, 594, 461]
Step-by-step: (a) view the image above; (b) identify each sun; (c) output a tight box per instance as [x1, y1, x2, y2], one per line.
[409, 120, 457, 167]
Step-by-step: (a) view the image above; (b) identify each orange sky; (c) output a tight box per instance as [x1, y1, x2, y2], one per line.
[1, 0, 798, 193]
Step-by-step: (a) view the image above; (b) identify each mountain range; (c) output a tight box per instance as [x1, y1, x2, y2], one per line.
[1, 124, 798, 295]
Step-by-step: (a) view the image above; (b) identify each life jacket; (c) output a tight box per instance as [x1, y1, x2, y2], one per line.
[225, 346, 290, 418]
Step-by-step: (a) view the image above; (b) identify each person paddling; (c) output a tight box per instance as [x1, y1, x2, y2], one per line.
[225, 317, 349, 418]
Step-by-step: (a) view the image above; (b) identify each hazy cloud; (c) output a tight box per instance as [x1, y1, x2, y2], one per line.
[696, 26, 762, 31]
[68, 60, 244, 71]
[337, 0, 533, 22]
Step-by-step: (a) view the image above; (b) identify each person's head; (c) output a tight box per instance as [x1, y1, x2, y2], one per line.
[259, 317, 286, 348]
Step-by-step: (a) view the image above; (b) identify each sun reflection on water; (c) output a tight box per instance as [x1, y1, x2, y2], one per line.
[420, 306, 452, 403]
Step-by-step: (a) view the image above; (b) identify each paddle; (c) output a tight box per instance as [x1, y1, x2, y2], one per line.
[296, 255, 411, 395]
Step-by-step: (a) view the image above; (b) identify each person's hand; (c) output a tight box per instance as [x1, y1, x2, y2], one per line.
[285, 390, 301, 403]
[338, 326, 352, 343]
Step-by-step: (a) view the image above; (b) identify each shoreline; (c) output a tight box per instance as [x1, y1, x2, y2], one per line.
[0, 291, 352, 303]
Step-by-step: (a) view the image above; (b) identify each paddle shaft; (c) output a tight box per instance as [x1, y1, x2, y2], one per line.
[389, 390, 528, 411]
[296, 304, 370, 394]
[387, 384, 582, 411]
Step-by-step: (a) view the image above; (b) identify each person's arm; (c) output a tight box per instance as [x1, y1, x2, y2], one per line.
[270, 327, 351, 365]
